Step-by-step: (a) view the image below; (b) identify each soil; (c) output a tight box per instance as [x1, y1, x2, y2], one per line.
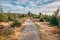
[35, 22, 59, 40]
[11, 24, 27, 40]
[0, 18, 27, 40]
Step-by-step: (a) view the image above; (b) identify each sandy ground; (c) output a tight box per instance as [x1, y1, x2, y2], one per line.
[9, 18, 27, 40]
[11, 24, 27, 40]
[0, 21, 13, 28]
[19, 18, 40, 40]
[0, 18, 27, 40]
[35, 22, 59, 40]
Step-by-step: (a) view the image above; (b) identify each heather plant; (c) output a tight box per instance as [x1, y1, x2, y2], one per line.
[20, 14, 26, 18]
[0, 13, 8, 22]
[42, 15, 48, 22]
[39, 18, 44, 22]
[0, 28, 14, 36]
[11, 19, 21, 27]
[7, 13, 15, 21]
[14, 13, 19, 19]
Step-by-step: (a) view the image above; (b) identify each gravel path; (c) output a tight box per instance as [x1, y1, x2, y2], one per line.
[19, 18, 40, 40]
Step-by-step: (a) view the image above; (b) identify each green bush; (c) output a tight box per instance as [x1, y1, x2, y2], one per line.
[39, 18, 44, 22]
[57, 18, 60, 28]
[43, 16, 51, 22]
[50, 16, 59, 26]
[0, 28, 14, 36]
[8, 14, 15, 21]
[49, 8, 59, 26]
[19, 14, 25, 18]
[0, 13, 8, 22]
[39, 17, 44, 22]
[11, 20, 21, 27]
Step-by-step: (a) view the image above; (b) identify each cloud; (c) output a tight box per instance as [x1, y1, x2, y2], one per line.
[0, 0, 60, 15]
[35, 0, 60, 15]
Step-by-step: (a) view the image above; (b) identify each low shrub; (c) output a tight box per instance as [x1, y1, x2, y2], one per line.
[11, 20, 21, 27]
[49, 8, 60, 27]
[57, 20, 60, 28]
[8, 14, 15, 21]
[0, 28, 14, 36]
[39, 17, 44, 22]
[0, 13, 8, 22]
[50, 16, 59, 26]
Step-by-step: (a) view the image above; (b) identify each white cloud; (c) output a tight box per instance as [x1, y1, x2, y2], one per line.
[45, 1, 60, 8]
[39, 1, 60, 15]
[0, 0, 60, 15]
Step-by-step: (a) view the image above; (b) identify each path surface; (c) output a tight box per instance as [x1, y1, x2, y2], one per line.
[19, 18, 40, 40]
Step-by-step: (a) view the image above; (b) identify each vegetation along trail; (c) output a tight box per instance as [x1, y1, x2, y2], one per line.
[19, 18, 41, 40]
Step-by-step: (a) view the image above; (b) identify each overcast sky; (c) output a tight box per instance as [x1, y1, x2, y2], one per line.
[0, 0, 60, 15]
